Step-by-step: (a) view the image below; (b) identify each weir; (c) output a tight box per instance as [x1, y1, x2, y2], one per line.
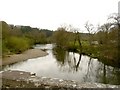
[1, 70, 120, 89]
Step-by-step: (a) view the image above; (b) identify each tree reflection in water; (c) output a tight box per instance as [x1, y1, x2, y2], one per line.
[73, 53, 82, 71]
[52, 47, 66, 66]
[53, 47, 82, 72]
[53, 46, 120, 85]
[2, 44, 120, 85]
[96, 63, 120, 85]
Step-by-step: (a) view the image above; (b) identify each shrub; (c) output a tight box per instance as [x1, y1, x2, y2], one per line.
[7, 36, 30, 53]
[2, 41, 10, 56]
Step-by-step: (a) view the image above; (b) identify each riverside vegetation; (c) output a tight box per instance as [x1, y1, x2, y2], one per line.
[52, 13, 120, 68]
[2, 21, 52, 56]
[1, 13, 120, 68]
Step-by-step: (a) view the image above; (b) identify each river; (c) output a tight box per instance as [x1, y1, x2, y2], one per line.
[2, 44, 120, 85]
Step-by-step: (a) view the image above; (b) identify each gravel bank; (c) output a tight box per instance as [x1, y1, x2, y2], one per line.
[1, 49, 48, 66]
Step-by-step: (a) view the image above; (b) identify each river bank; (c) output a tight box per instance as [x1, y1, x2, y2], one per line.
[66, 44, 120, 68]
[1, 49, 48, 66]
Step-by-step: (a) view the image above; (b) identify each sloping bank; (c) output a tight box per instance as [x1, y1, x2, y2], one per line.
[1, 49, 48, 66]
[1, 70, 120, 89]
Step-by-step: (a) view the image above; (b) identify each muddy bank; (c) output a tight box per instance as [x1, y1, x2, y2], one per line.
[1, 70, 120, 89]
[1, 49, 48, 66]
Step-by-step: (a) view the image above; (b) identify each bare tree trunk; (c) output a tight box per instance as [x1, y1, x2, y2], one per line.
[75, 54, 82, 71]
[103, 64, 107, 84]
[73, 32, 82, 54]
[77, 32, 82, 53]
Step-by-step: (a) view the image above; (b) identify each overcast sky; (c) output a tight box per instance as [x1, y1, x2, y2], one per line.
[0, 0, 119, 32]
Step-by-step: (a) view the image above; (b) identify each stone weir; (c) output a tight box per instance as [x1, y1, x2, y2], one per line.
[0, 70, 120, 89]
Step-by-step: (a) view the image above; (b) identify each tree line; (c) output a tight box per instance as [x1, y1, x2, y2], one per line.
[1, 13, 120, 67]
[52, 13, 120, 67]
[2, 21, 53, 56]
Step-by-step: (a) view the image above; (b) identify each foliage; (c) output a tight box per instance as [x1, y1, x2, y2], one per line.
[40, 29, 53, 37]
[2, 21, 51, 56]
[1, 13, 120, 66]
[24, 30, 47, 44]
[6, 36, 31, 53]
[2, 40, 10, 55]
[52, 27, 69, 47]
[51, 14, 120, 67]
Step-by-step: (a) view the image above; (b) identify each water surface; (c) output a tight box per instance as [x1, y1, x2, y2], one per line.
[2, 44, 120, 85]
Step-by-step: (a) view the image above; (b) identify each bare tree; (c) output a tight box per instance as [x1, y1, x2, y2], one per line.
[100, 23, 111, 45]
[85, 21, 94, 45]
[108, 13, 120, 27]
[72, 28, 82, 54]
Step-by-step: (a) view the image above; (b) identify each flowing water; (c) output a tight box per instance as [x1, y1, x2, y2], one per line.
[2, 44, 120, 85]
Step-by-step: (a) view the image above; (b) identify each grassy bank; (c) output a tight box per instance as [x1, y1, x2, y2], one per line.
[61, 41, 120, 68]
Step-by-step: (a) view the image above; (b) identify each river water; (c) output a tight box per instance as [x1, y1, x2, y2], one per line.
[2, 44, 120, 85]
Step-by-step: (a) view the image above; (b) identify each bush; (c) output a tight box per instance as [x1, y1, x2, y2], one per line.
[2, 41, 10, 56]
[7, 36, 31, 53]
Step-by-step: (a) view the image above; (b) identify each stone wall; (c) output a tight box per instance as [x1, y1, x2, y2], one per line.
[1, 70, 120, 89]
